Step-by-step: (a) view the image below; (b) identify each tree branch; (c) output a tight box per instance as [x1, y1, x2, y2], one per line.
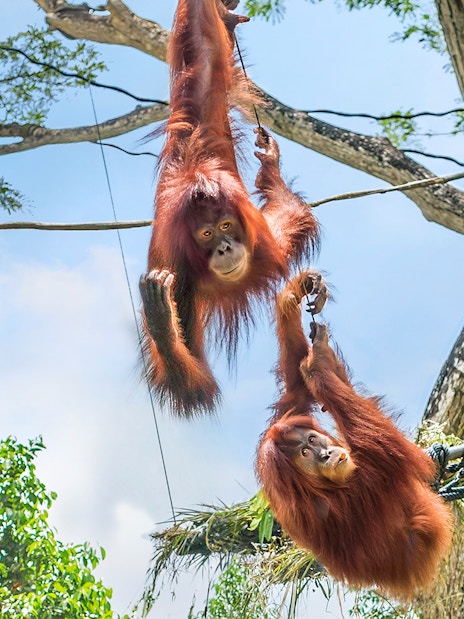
[33, 0, 169, 60]
[423, 325, 464, 436]
[22, 0, 464, 235]
[258, 92, 464, 233]
[436, 0, 464, 99]
[309, 170, 464, 208]
[0, 104, 168, 154]
[0, 220, 152, 230]
[3, 172, 463, 230]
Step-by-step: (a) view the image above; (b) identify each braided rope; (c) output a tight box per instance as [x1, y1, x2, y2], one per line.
[426, 443, 464, 502]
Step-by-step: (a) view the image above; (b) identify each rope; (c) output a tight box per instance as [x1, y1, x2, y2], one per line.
[426, 442, 464, 502]
[437, 470, 464, 502]
[0, 46, 166, 105]
[88, 86, 176, 523]
[303, 281, 319, 325]
[234, 34, 262, 129]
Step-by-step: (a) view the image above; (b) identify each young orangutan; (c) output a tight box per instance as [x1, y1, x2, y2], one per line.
[256, 273, 452, 599]
[139, 0, 319, 417]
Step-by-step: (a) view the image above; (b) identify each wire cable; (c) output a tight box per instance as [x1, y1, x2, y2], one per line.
[234, 35, 261, 129]
[88, 85, 176, 522]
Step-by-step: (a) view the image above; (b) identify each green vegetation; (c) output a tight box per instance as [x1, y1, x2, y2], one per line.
[0, 436, 128, 619]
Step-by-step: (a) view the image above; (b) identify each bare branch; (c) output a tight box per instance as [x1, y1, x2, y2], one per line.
[0, 220, 152, 230]
[33, 0, 169, 60]
[3, 171, 463, 231]
[0, 104, 168, 155]
[309, 171, 464, 208]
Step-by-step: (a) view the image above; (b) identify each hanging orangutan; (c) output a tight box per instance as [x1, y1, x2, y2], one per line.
[256, 272, 452, 599]
[139, 0, 319, 417]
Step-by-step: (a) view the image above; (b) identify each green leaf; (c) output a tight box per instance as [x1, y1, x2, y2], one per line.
[0, 436, 129, 618]
[0, 177, 29, 213]
[376, 109, 418, 147]
[258, 510, 275, 544]
[0, 27, 107, 124]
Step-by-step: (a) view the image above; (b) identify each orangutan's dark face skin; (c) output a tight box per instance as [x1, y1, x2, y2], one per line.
[287, 427, 355, 483]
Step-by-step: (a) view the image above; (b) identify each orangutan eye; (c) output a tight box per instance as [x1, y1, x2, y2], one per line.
[219, 220, 232, 231]
[301, 448, 309, 457]
[308, 435, 315, 444]
[197, 227, 214, 240]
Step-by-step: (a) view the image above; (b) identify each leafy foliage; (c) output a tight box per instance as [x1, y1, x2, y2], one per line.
[341, 0, 418, 18]
[244, 0, 445, 54]
[0, 28, 106, 124]
[390, 8, 445, 53]
[189, 560, 280, 619]
[142, 493, 325, 616]
[0, 436, 129, 619]
[0, 178, 28, 213]
[454, 111, 464, 135]
[416, 420, 464, 452]
[244, 0, 286, 21]
[376, 109, 418, 147]
[350, 590, 420, 618]
[245, 491, 275, 543]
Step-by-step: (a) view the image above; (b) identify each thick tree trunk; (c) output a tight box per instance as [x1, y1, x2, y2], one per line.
[437, 0, 464, 98]
[413, 506, 464, 619]
[423, 326, 464, 435]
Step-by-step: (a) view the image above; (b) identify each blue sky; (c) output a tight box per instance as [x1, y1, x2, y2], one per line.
[1, 0, 464, 616]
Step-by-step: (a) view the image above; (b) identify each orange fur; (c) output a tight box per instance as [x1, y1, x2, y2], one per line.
[140, 0, 319, 417]
[256, 277, 452, 599]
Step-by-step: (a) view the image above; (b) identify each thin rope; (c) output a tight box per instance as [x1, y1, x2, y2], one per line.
[88, 85, 176, 523]
[306, 298, 317, 325]
[0, 45, 166, 105]
[302, 279, 318, 324]
[234, 34, 261, 129]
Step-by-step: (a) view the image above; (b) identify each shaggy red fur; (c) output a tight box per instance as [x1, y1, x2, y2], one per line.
[140, 0, 319, 417]
[256, 274, 452, 599]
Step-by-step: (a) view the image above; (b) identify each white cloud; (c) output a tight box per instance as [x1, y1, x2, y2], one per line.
[0, 246, 261, 616]
[94, 502, 155, 615]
